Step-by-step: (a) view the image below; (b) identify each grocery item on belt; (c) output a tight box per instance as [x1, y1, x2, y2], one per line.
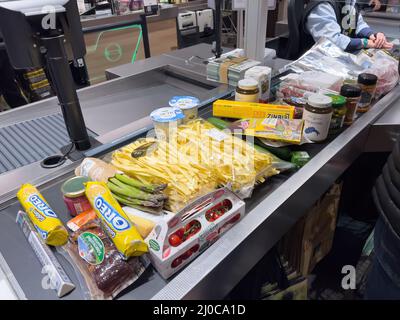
[213, 100, 295, 120]
[357, 73, 378, 113]
[75, 158, 118, 182]
[150, 107, 185, 141]
[65, 219, 147, 299]
[228, 118, 304, 145]
[173, 119, 277, 198]
[291, 151, 311, 168]
[85, 182, 148, 258]
[16, 211, 75, 298]
[17, 184, 69, 246]
[67, 209, 97, 232]
[112, 138, 217, 213]
[61, 176, 92, 217]
[107, 174, 167, 215]
[235, 79, 260, 103]
[169, 96, 200, 123]
[302, 94, 333, 142]
[244, 66, 272, 103]
[341, 84, 362, 126]
[325, 94, 347, 135]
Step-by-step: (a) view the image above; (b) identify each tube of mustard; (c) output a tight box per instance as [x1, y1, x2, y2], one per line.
[17, 184, 69, 246]
[85, 181, 148, 258]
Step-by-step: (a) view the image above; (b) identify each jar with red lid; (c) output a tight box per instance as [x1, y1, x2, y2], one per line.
[61, 176, 92, 217]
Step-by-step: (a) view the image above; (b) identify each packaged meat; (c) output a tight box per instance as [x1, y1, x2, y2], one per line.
[17, 184, 69, 246]
[65, 219, 146, 299]
[85, 182, 148, 258]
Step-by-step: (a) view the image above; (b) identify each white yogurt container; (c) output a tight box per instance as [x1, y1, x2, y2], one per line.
[169, 96, 200, 123]
[150, 107, 185, 141]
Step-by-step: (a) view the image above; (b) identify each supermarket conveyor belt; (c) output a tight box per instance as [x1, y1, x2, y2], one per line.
[0, 84, 399, 300]
[0, 43, 399, 300]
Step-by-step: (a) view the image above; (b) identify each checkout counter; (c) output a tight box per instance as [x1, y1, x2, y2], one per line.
[363, 11, 400, 39]
[0, 42, 399, 299]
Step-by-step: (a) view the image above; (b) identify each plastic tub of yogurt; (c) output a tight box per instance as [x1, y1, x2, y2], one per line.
[169, 96, 200, 123]
[150, 107, 185, 141]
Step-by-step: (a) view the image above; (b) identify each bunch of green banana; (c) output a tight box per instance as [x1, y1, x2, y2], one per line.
[108, 174, 167, 215]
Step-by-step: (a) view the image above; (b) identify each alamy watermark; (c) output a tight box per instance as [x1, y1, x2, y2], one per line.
[341, 265, 357, 290]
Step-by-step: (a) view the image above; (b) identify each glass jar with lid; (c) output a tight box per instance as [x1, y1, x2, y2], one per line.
[326, 94, 347, 135]
[341, 84, 362, 125]
[235, 79, 259, 103]
[303, 94, 333, 142]
[61, 176, 92, 217]
[357, 73, 378, 113]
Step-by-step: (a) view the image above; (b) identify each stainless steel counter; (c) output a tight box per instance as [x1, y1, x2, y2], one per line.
[0, 42, 399, 300]
[365, 96, 400, 152]
[363, 11, 400, 39]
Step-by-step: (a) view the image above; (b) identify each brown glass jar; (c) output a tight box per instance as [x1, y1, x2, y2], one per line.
[303, 94, 333, 142]
[357, 73, 378, 113]
[341, 84, 362, 125]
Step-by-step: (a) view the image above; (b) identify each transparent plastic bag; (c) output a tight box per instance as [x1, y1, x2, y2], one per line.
[62, 219, 148, 300]
[360, 50, 399, 97]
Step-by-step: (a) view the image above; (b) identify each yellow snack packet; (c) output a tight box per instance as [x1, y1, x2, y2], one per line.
[85, 182, 148, 258]
[17, 184, 69, 246]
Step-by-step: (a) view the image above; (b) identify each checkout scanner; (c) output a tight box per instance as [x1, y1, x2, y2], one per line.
[0, 0, 92, 154]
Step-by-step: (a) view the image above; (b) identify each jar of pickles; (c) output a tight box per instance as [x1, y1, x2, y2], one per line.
[326, 94, 347, 135]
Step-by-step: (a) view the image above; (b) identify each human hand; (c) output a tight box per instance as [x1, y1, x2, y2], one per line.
[370, 32, 387, 48]
[366, 38, 393, 50]
[369, 0, 382, 11]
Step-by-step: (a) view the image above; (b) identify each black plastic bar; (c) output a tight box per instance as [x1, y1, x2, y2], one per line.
[42, 35, 91, 151]
[82, 14, 151, 58]
[214, 0, 223, 58]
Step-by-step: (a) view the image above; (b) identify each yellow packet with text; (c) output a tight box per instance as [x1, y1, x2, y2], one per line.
[85, 181, 148, 258]
[17, 184, 69, 246]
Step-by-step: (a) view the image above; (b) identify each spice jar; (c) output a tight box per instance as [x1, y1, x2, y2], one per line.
[284, 97, 307, 119]
[341, 84, 362, 125]
[303, 94, 333, 142]
[61, 176, 92, 217]
[235, 79, 259, 103]
[357, 73, 378, 113]
[325, 94, 347, 135]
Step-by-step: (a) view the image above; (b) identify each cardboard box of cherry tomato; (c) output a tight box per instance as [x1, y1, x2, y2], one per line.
[146, 188, 246, 279]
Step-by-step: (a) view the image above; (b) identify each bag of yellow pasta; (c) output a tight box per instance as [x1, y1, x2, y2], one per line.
[112, 138, 218, 212]
[173, 119, 278, 198]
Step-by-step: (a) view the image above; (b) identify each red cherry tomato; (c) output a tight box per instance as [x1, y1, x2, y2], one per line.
[169, 234, 182, 247]
[229, 214, 241, 224]
[175, 228, 185, 239]
[191, 244, 200, 253]
[171, 257, 182, 268]
[181, 249, 193, 260]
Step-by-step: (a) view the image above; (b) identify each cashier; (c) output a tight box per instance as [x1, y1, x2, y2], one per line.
[303, 0, 394, 52]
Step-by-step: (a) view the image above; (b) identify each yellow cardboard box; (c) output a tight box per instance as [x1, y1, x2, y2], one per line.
[213, 100, 295, 120]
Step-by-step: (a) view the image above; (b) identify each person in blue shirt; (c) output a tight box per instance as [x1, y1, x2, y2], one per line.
[303, 0, 393, 53]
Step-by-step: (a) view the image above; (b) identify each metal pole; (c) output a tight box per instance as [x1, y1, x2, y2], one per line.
[214, 0, 223, 58]
[140, 14, 151, 58]
[244, 0, 268, 62]
[237, 9, 244, 49]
